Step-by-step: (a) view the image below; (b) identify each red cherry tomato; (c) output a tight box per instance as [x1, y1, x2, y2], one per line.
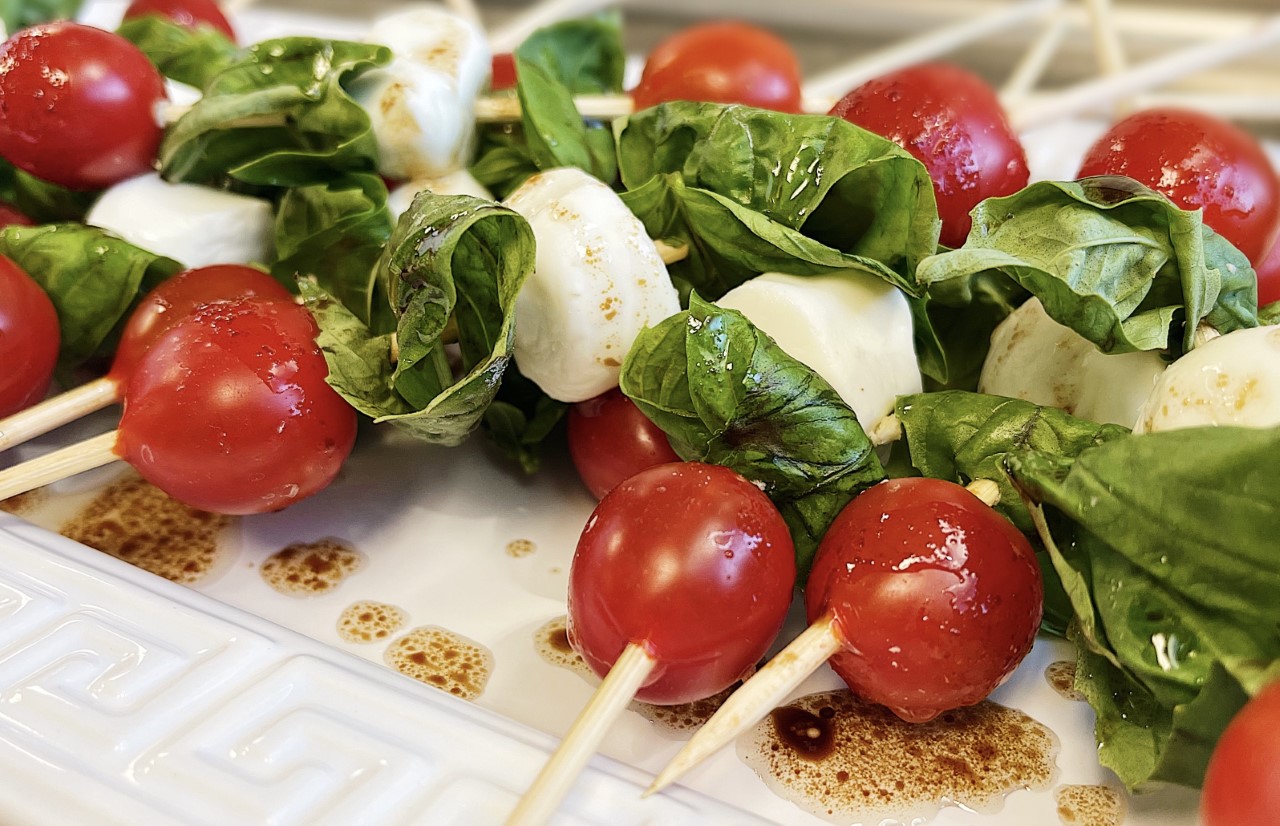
[491, 53, 517, 91]
[1201, 681, 1280, 826]
[631, 21, 803, 114]
[0, 203, 33, 228]
[805, 477, 1042, 723]
[109, 264, 293, 383]
[567, 388, 680, 499]
[1255, 228, 1280, 307]
[1078, 108, 1280, 263]
[829, 63, 1029, 248]
[0, 255, 59, 417]
[568, 462, 796, 705]
[116, 297, 357, 515]
[0, 22, 167, 191]
[123, 0, 236, 40]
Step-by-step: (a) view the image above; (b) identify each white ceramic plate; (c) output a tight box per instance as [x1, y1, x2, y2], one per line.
[6, 2, 1267, 824]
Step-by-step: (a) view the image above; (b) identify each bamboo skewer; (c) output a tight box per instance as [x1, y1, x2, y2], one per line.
[0, 378, 120, 453]
[0, 431, 120, 501]
[999, 8, 1070, 104]
[506, 642, 655, 826]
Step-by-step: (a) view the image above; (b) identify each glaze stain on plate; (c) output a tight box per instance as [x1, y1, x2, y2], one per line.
[739, 690, 1059, 824]
[1054, 784, 1126, 826]
[533, 615, 592, 676]
[337, 600, 408, 643]
[260, 537, 365, 596]
[506, 538, 537, 558]
[0, 488, 46, 517]
[384, 625, 494, 700]
[59, 473, 230, 584]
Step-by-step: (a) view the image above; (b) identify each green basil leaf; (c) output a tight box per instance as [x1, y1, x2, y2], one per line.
[273, 172, 391, 325]
[1006, 426, 1280, 788]
[470, 124, 540, 200]
[512, 11, 625, 94]
[616, 102, 940, 295]
[893, 390, 1130, 634]
[482, 365, 568, 474]
[621, 293, 886, 577]
[1260, 300, 1280, 325]
[512, 57, 614, 182]
[0, 224, 181, 372]
[0, 159, 95, 224]
[908, 269, 1029, 389]
[159, 38, 390, 187]
[117, 14, 240, 89]
[0, 0, 81, 30]
[918, 177, 1259, 365]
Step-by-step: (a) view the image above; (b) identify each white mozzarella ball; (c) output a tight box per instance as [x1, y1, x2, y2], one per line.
[1134, 325, 1280, 433]
[387, 170, 493, 220]
[979, 297, 1167, 427]
[718, 271, 921, 425]
[503, 168, 681, 403]
[351, 7, 490, 180]
[86, 173, 274, 267]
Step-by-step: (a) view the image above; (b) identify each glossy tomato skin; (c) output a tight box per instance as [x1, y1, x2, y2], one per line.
[567, 388, 680, 500]
[631, 21, 803, 113]
[0, 22, 167, 191]
[490, 53, 517, 91]
[123, 0, 236, 40]
[0, 255, 59, 417]
[568, 462, 796, 705]
[805, 477, 1042, 723]
[1201, 681, 1280, 826]
[1078, 108, 1280, 263]
[109, 265, 294, 383]
[1255, 229, 1280, 307]
[829, 63, 1029, 248]
[116, 297, 356, 515]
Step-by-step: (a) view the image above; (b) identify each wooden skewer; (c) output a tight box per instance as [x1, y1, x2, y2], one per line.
[646, 479, 1002, 795]
[0, 431, 120, 501]
[1009, 13, 1280, 131]
[507, 642, 656, 826]
[0, 378, 121, 453]
[998, 8, 1070, 104]
[801, 0, 1061, 100]
[1081, 0, 1130, 117]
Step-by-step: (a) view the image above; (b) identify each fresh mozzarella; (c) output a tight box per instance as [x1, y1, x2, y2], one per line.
[86, 173, 274, 267]
[350, 7, 490, 180]
[503, 168, 680, 403]
[1133, 325, 1280, 433]
[717, 271, 921, 425]
[387, 170, 493, 220]
[979, 297, 1168, 427]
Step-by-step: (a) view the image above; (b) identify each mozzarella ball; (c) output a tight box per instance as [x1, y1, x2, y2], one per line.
[503, 168, 681, 403]
[1134, 324, 1280, 432]
[980, 297, 1167, 426]
[387, 170, 493, 220]
[718, 271, 921, 425]
[86, 173, 274, 267]
[351, 7, 490, 180]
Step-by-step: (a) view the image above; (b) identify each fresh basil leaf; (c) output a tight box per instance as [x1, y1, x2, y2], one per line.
[0, 159, 95, 224]
[908, 269, 1028, 389]
[0, 224, 181, 372]
[621, 293, 885, 576]
[893, 390, 1130, 633]
[513, 11, 625, 94]
[1006, 426, 1280, 789]
[304, 193, 534, 447]
[482, 365, 568, 474]
[616, 102, 940, 297]
[160, 38, 390, 187]
[273, 173, 391, 325]
[117, 14, 240, 89]
[1260, 300, 1280, 325]
[918, 177, 1259, 369]
[0, 0, 81, 30]
[512, 58, 615, 183]
[470, 124, 541, 200]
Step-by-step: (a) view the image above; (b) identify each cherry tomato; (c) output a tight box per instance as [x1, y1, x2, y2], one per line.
[568, 462, 796, 705]
[829, 63, 1029, 249]
[0, 255, 59, 417]
[805, 477, 1042, 723]
[1255, 228, 1280, 307]
[109, 264, 294, 383]
[0, 203, 33, 228]
[491, 53, 517, 91]
[631, 21, 803, 113]
[567, 388, 680, 499]
[1078, 108, 1280, 263]
[116, 297, 357, 515]
[123, 0, 236, 40]
[0, 22, 167, 191]
[1201, 681, 1280, 826]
